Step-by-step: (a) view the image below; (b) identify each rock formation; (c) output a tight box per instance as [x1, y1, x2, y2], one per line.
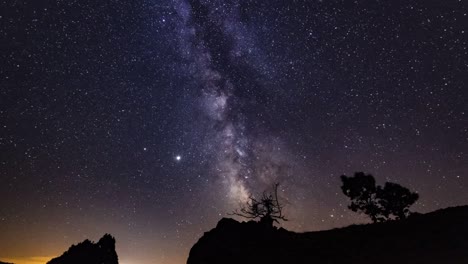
[47, 234, 118, 264]
[188, 206, 468, 264]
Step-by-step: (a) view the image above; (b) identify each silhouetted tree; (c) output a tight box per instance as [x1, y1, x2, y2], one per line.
[378, 182, 419, 220]
[341, 172, 419, 222]
[340, 172, 385, 222]
[230, 183, 287, 227]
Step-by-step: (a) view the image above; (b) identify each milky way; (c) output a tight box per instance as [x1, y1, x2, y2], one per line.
[173, 0, 298, 204]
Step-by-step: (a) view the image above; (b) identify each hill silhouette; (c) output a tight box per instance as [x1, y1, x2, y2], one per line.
[0, 261, 14, 264]
[47, 234, 118, 264]
[188, 205, 468, 264]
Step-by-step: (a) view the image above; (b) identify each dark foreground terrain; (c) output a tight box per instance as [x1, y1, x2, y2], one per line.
[188, 206, 468, 264]
[34, 205, 468, 264]
[47, 234, 118, 264]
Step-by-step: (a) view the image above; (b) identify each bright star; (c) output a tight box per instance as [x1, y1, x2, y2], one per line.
[175, 155, 181, 161]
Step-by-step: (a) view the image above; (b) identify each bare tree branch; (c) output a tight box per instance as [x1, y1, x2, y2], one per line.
[229, 183, 287, 226]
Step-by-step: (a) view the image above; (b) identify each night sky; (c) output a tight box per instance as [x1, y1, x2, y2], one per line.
[1, 0, 467, 264]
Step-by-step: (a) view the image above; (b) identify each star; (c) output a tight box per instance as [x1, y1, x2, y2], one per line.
[175, 155, 182, 161]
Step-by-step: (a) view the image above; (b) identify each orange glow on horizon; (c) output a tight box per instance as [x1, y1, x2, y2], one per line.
[0, 256, 55, 264]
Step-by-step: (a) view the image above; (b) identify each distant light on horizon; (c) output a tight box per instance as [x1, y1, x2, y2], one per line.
[0, 256, 54, 264]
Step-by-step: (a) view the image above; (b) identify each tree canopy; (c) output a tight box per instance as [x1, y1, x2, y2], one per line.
[341, 172, 419, 222]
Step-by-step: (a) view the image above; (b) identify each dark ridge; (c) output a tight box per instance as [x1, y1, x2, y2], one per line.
[188, 205, 468, 264]
[47, 234, 118, 264]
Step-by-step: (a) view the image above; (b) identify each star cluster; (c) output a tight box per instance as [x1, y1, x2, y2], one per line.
[1, 1, 467, 264]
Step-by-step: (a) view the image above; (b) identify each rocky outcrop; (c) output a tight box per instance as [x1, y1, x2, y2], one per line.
[188, 206, 468, 264]
[47, 234, 118, 264]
